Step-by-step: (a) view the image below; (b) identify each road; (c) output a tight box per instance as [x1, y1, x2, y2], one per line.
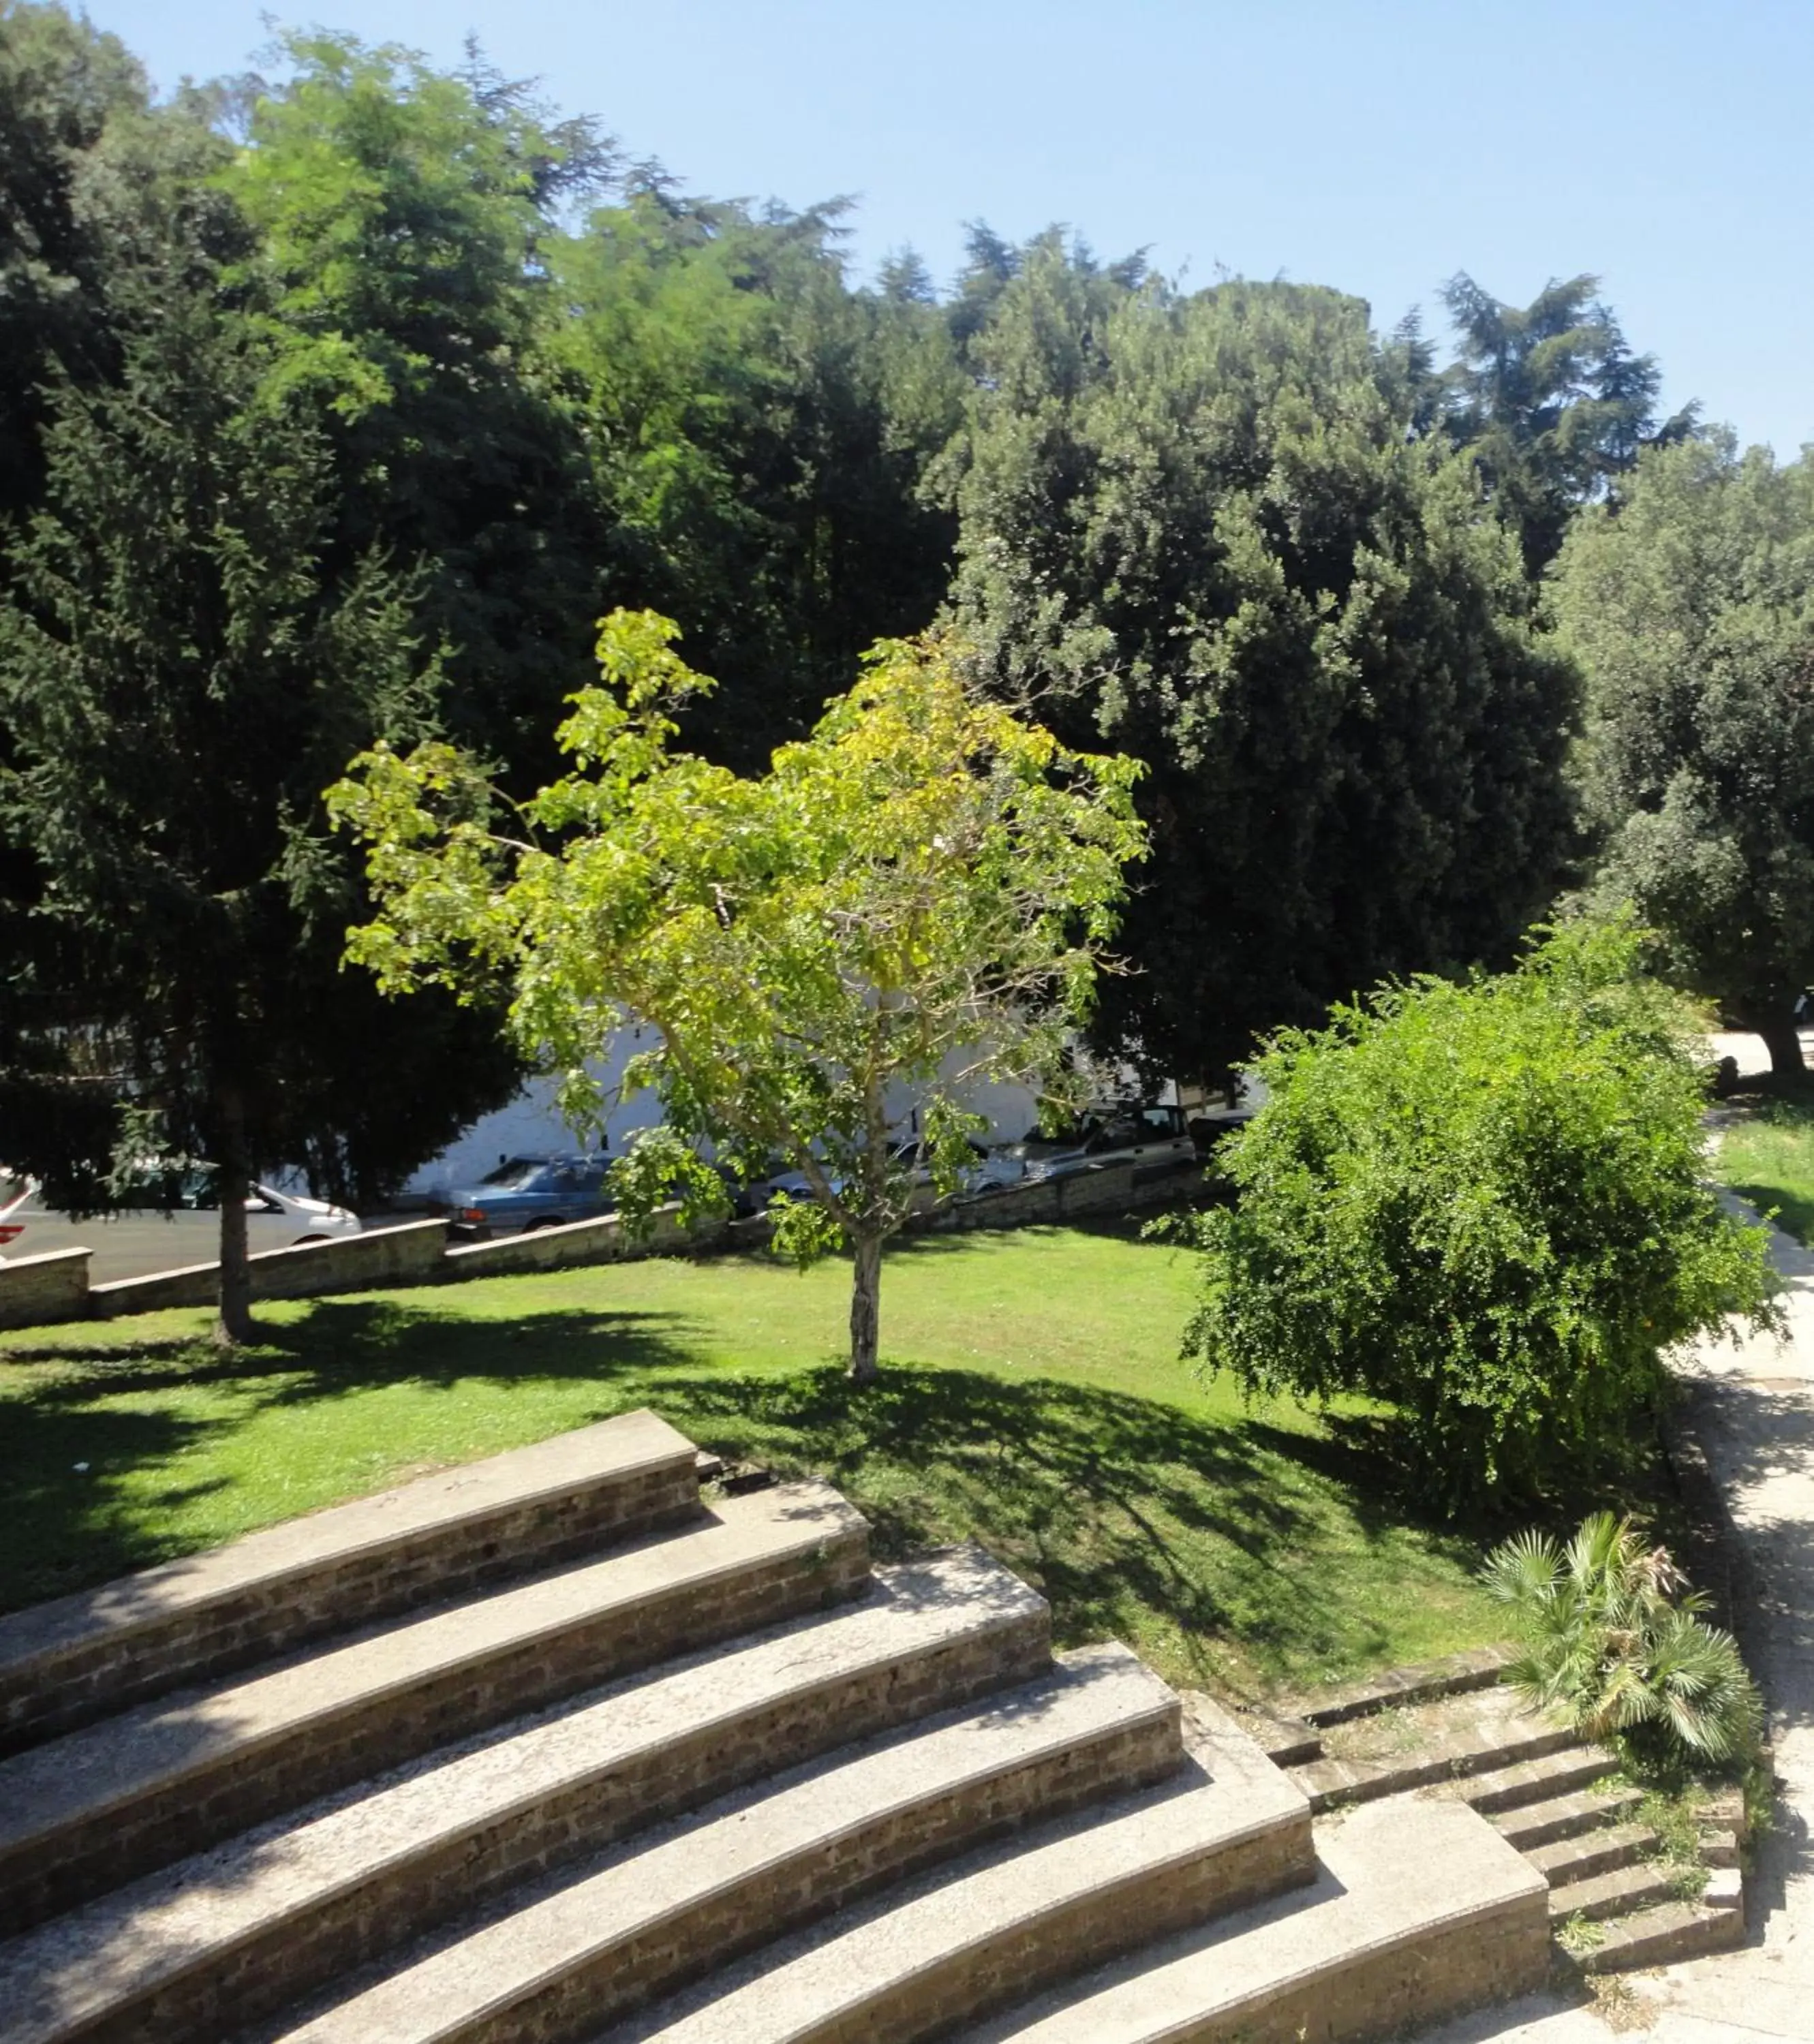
[0, 1204, 249, 1283]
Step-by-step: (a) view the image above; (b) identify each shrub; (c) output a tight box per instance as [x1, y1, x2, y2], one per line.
[1483, 1512, 1760, 1765]
[1175, 918, 1779, 1506]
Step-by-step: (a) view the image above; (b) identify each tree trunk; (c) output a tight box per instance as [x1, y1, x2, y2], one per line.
[848, 1233, 882, 1384]
[1756, 1010, 1807, 1078]
[214, 1083, 255, 1347]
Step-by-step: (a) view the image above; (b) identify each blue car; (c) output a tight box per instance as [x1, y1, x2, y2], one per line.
[438, 1155, 615, 1238]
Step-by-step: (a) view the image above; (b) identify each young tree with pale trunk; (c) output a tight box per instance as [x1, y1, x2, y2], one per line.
[330, 610, 1147, 1381]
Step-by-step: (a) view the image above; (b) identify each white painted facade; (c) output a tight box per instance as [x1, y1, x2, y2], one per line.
[400, 1026, 1052, 1201]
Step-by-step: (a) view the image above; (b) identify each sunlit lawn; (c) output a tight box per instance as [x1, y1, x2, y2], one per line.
[0, 1220, 1509, 1699]
[1718, 1086, 1814, 1247]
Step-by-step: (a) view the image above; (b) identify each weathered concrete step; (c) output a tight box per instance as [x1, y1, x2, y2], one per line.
[0, 1549, 1049, 2044]
[1488, 1781, 1644, 1851]
[1700, 1823, 1742, 1868]
[1528, 1821, 1659, 1887]
[1573, 1895, 1746, 1972]
[1289, 1646, 1516, 1727]
[602, 1699, 1313, 2044]
[0, 1481, 868, 1930]
[1548, 1858, 1680, 1923]
[271, 1644, 1178, 2044]
[1291, 1716, 1578, 1814]
[0, 1412, 703, 1755]
[1457, 1744, 1619, 1815]
[964, 1797, 1548, 2044]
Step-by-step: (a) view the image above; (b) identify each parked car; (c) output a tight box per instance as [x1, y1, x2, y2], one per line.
[887, 1136, 1026, 1195]
[726, 1137, 1024, 1214]
[1000, 1103, 1195, 1183]
[155, 1170, 362, 1246]
[12, 1168, 361, 1253]
[0, 1175, 33, 1256]
[435, 1155, 615, 1239]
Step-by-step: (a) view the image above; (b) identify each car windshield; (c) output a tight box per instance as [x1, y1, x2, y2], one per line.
[478, 1159, 549, 1190]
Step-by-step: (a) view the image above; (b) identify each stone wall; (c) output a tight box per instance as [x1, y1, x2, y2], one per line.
[87, 1220, 449, 1318]
[0, 1248, 91, 1331]
[444, 1203, 707, 1279]
[0, 1158, 1208, 1333]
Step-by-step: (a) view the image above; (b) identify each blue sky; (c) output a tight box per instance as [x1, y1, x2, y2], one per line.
[89, 0, 1814, 455]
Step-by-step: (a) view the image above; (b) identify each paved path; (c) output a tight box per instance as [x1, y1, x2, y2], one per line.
[1426, 1032, 1814, 2043]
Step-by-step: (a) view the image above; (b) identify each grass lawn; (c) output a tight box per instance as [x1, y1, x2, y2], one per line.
[1717, 1085, 1814, 1246]
[0, 1220, 1520, 1700]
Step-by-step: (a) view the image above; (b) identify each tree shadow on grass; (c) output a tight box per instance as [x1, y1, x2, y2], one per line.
[650, 1362, 1490, 1694]
[0, 1300, 703, 1613]
[0, 1295, 1498, 1692]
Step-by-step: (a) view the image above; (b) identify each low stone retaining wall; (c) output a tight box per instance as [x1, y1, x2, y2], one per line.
[0, 1248, 91, 1331]
[444, 1203, 705, 1279]
[0, 1155, 1208, 1333]
[84, 1220, 449, 1318]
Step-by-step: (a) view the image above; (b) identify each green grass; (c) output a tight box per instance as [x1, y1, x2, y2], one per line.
[0, 1220, 1513, 1699]
[1717, 1085, 1814, 1246]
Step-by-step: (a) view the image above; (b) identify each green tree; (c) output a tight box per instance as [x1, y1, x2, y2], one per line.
[0, 0, 146, 521]
[1173, 919, 1778, 1506]
[952, 243, 1575, 1084]
[226, 31, 615, 777]
[554, 184, 964, 773]
[1554, 435, 1814, 1074]
[0, 290, 519, 1340]
[330, 612, 1146, 1381]
[1440, 272, 1693, 576]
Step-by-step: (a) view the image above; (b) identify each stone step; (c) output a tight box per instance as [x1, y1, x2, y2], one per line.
[1528, 1821, 1659, 1888]
[964, 1796, 1549, 2044]
[1458, 1744, 1619, 1815]
[598, 1698, 1314, 2044]
[1548, 1859, 1681, 1924]
[268, 1644, 1180, 2044]
[0, 1481, 869, 1930]
[1573, 1895, 1747, 1972]
[1488, 1781, 1645, 1851]
[0, 1411, 703, 1755]
[1700, 1823, 1742, 1868]
[1290, 1708, 1578, 1814]
[0, 1549, 1049, 2044]
[1289, 1646, 1516, 1727]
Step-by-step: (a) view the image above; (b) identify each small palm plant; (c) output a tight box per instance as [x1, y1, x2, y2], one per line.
[1482, 1512, 1760, 1765]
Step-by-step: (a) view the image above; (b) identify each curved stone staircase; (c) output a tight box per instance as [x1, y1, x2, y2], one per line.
[0, 1412, 1548, 2043]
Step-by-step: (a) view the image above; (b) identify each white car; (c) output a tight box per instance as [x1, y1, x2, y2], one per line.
[240, 1182, 363, 1246]
[0, 1175, 32, 1258]
[8, 1172, 360, 1257]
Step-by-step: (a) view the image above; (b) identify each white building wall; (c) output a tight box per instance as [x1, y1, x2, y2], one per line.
[401, 1027, 1049, 1201]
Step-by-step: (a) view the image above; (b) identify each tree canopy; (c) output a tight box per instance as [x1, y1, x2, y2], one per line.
[330, 612, 1146, 1379]
[950, 243, 1577, 1082]
[4, 1, 1753, 1288]
[1554, 435, 1814, 1072]
[1174, 920, 1778, 1507]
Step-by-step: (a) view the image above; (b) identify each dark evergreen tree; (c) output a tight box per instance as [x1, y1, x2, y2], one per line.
[1556, 433, 1814, 1073]
[0, 290, 519, 1338]
[952, 241, 1578, 1081]
[1440, 272, 1696, 575]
